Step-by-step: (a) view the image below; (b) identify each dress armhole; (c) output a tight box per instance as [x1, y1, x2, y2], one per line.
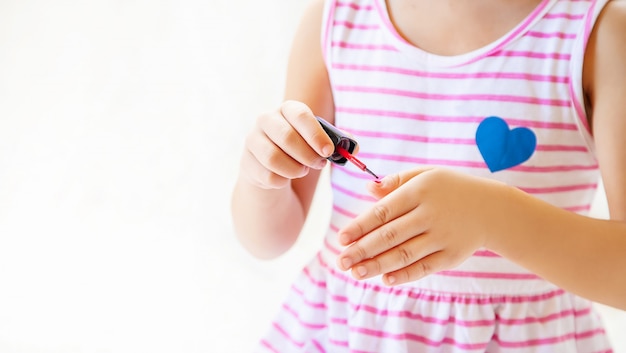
[569, 0, 611, 156]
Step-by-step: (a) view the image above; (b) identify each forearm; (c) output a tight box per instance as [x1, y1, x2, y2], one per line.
[231, 177, 307, 260]
[487, 185, 626, 310]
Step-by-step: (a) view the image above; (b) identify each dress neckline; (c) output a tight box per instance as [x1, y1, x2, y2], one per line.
[372, 0, 557, 67]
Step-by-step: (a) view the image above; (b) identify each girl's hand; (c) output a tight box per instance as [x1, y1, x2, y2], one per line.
[336, 167, 511, 286]
[240, 100, 335, 189]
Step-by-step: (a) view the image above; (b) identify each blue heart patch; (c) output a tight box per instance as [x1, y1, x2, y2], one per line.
[476, 116, 536, 173]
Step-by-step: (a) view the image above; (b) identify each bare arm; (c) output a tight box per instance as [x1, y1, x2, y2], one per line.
[491, 0, 626, 309]
[230, 0, 334, 259]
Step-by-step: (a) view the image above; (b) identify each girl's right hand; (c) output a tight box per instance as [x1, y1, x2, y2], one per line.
[240, 100, 335, 189]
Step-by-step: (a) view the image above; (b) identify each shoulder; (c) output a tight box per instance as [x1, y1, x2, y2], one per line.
[590, 0, 626, 56]
[583, 0, 626, 116]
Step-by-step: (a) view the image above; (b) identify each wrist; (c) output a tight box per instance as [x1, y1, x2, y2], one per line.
[480, 181, 526, 253]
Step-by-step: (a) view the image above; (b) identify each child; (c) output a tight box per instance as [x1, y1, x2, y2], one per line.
[231, 0, 626, 351]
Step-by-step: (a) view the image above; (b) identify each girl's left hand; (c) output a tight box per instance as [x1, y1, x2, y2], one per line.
[336, 167, 512, 286]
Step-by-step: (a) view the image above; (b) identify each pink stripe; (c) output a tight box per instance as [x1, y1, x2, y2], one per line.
[333, 20, 378, 30]
[439, 270, 542, 280]
[570, 0, 599, 134]
[525, 30, 577, 39]
[474, 249, 500, 257]
[332, 62, 569, 83]
[352, 302, 589, 327]
[340, 127, 475, 145]
[497, 50, 571, 60]
[536, 144, 589, 152]
[282, 303, 327, 329]
[349, 326, 488, 350]
[519, 183, 597, 194]
[333, 164, 379, 181]
[493, 328, 606, 348]
[336, 1, 374, 10]
[260, 339, 280, 353]
[583, 0, 598, 48]
[340, 127, 590, 152]
[510, 163, 598, 172]
[351, 302, 495, 327]
[358, 152, 598, 172]
[291, 285, 329, 308]
[362, 154, 484, 168]
[333, 204, 358, 219]
[544, 13, 585, 20]
[335, 85, 571, 107]
[331, 317, 348, 325]
[313, 252, 568, 304]
[497, 307, 592, 326]
[301, 267, 328, 290]
[329, 338, 349, 349]
[271, 321, 305, 348]
[332, 182, 377, 202]
[351, 152, 579, 172]
[564, 204, 592, 213]
[311, 340, 326, 353]
[336, 106, 579, 130]
[331, 41, 397, 51]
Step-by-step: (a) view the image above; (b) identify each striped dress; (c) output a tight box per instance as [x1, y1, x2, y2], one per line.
[256, 0, 613, 351]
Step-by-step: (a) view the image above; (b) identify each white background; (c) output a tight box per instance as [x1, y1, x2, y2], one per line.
[0, 1, 624, 352]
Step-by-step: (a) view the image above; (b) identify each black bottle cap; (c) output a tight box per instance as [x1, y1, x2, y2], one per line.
[316, 116, 357, 166]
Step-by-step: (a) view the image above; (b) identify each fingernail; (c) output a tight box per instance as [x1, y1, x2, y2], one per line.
[315, 158, 327, 169]
[386, 275, 396, 285]
[322, 144, 334, 158]
[339, 232, 351, 245]
[341, 257, 353, 270]
[356, 266, 367, 277]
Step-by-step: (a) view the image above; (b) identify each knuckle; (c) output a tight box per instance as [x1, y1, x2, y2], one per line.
[372, 204, 391, 224]
[282, 101, 311, 121]
[260, 170, 288, 189]
[270, 123, 297, 148]
[397, 246, 414, 266]
[263, 144, 284, 167]
[371, 258, 382, 274]
[415, 260, 432, 277]
[353, 244, 368, 262]
[380, 227, 398, 247]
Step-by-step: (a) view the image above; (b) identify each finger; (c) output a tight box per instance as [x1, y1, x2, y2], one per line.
[259, 112, 328, 171]
[281, 101, 335, 158]
[338, 177, 425, 246]
[241, 148, 294, 189]
[337, 206, 429, 271]
[246, 130, 310, 180]
[383, 250, 452, 286]
[365, 175, 394, 200]
[346, 227, 436, 279]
